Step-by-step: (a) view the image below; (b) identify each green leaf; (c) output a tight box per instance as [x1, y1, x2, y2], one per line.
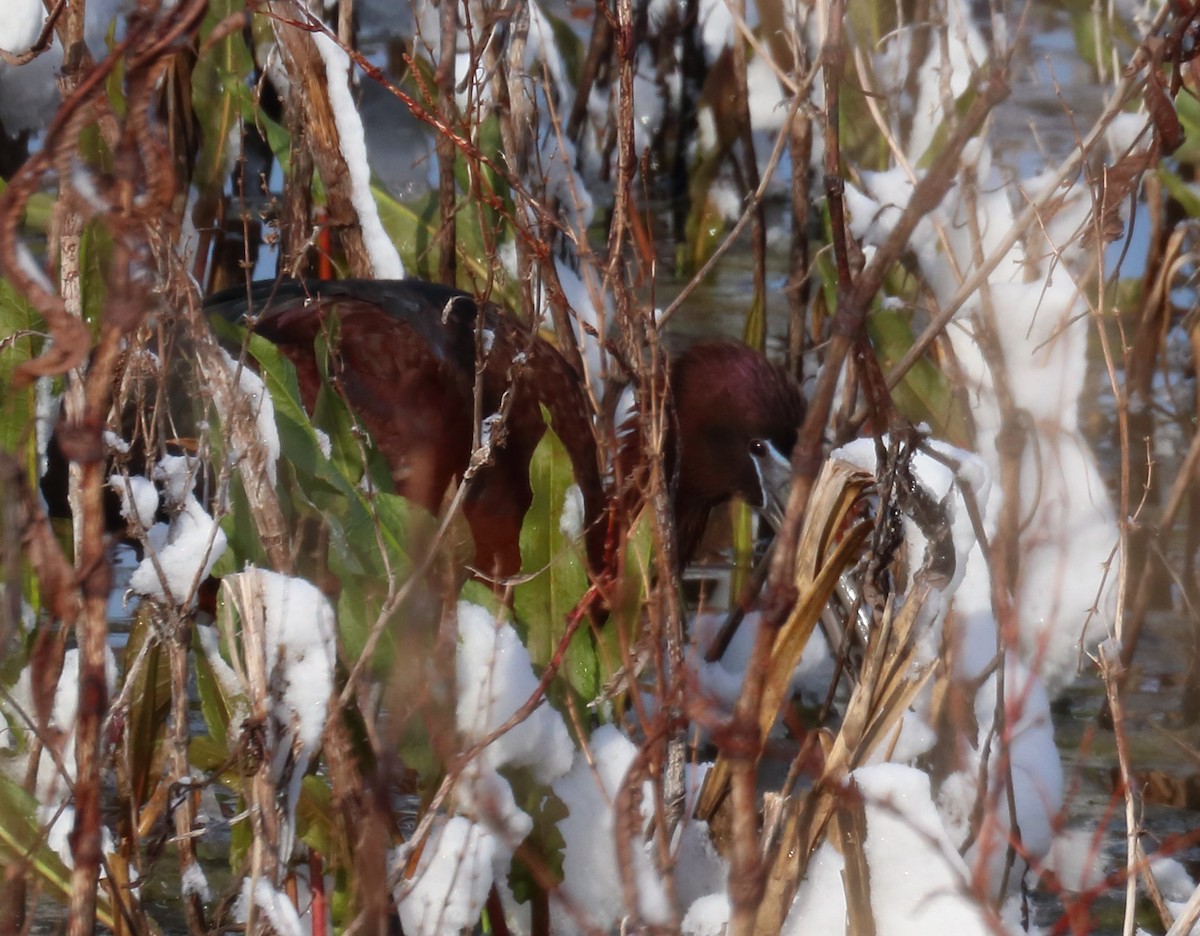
[209, 316, 379, 571]
[335, 580, 374, 665]
[1172, 91, 1200, 165]
[678, 149, 729, 277]
[513, 413, 594, 699]
[342, 492, 417, 581]
[123, 606, 172, 806]
[192, 0, 257, 190]
[214, 473, 273, 573]
[78, 219, 112, 333]
[506, 769, 567, 902]
[595, 509, 653, 694]
[212, 313, 433, 671]
[839, 49, 889, 171]
[372, 185, 517, 304]
[452, 114, 508, 233]
[297, 774, 345, 865]
[192, 624, 242, 753]
[0, 776, 116, 929]
[1070, 6, 1113, 71]
[0, 279, 42, 458]
[460, 578, 504, 616]
[728, 499, 755, 604]
[541, 9, 586, 85]
[311, 325, 393, 492]
[236, 326, 347, 491]
[188, 734, 237, 778]
[229, 796, 252, 871]
[1158, 166, 1200, 218]
[0, 179, 54, 232]
[867, 306, 969, 445]
[741, 289, 766, 352]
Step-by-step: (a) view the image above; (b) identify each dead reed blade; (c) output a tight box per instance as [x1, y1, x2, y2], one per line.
[219, 571, 284, 888]
[753, 579, 940, 933]
[696, 458, 872, 822]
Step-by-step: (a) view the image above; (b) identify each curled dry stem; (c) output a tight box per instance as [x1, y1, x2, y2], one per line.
[768, 57, 1011, 604]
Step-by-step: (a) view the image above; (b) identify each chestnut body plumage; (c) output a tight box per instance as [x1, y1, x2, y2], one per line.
[31, 284, 779, 589]
[208, 278, 806, 577]
[208, 278, 606, 578]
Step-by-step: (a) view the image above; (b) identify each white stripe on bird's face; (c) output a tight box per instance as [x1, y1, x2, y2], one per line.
[749, 438, 793, 529]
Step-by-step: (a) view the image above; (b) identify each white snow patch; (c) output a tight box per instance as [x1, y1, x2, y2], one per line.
[682, 893, 730, 936]
[907, 2, 988, 161]
[129, 494, 227, 605]
[1106, 111, 1151, 157]
[102, 431, 132, 455]
[181, 860, 212, 902]
[240, 568, 337, 772]
[236, 877, 304, 936]
[1043, 827, 1108, 893]
[452, 759, 533, 848]
[108, 474, 159, 531]
[783, 837, 848, 934]
[551, 729, 725, 935]
[1151, 856, 1198, 905]
[479, 413, 502, 452]
[534, 258, 610, 403]
[153, 453, 200, 507]
[396, 817, 496, 936]
[455, 602, 574, 784]
[844, 157, 1118, 697]
[559, 484, 584, 540]
[552, 726, 671, 933]
[0, 0, 123, 134]
[40, 805, 76, 868]
[688, 609, 833, 715]
[219, 349, 280, 485]
[38, 805, 116, 871]
[5, 646, 120, 803]
[790, 764, 996, 934]
[312, 31, 404, 279]
[936, 653, 1064, 892]
[195, 624, 248, 718]
[0, 0, 42, 55]
[825, 439, 1064, 895]
[223, 568, 337, 861]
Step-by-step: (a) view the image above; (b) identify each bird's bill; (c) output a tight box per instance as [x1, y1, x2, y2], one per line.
[752, 440, 794, 530]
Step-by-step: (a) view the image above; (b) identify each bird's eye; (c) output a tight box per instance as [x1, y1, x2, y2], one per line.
[749, 439, 768, 458]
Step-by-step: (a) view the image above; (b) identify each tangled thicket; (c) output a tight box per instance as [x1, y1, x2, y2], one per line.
[2, 1, 1200, 935]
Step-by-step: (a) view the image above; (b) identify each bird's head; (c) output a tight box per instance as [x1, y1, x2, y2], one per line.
[671, 341, 805, 550]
